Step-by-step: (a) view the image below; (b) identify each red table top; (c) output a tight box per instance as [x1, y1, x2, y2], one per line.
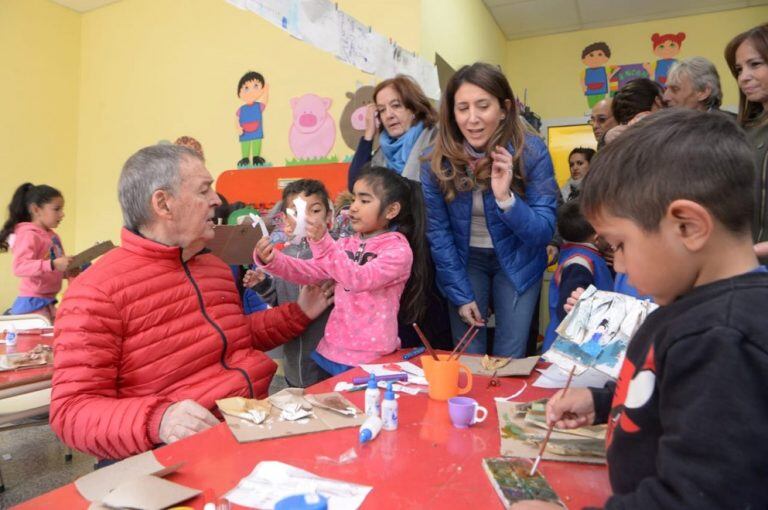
[15, 351, 610, 510]
[0, 333, 54, 391]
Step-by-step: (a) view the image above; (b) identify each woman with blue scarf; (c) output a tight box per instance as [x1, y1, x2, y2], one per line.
[347, 75, 438, 189]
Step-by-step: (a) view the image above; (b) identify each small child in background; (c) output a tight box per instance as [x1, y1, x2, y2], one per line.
[252, 179, 335, 387]
[255, 166, 428, 376]
[543, 200, 613, 351]
[0, 183, 73, 322]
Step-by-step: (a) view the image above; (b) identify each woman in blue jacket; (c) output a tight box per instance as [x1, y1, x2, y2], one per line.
[421, 62, 558, 357]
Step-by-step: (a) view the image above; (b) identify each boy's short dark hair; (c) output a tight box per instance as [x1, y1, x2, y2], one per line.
[582, 42, 611, 59]
[281, 179, 330, 213]
[558, 200, 595, 243]
[581, 109, 754, 234]
[612, 78, 663, 124]
[237, 71, 265, 96]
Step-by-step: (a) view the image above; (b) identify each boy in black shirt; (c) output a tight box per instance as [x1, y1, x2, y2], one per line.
[513, 109, 768, 509]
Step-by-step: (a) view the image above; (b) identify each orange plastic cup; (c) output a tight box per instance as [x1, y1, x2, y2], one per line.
[421, 354, 473, 401]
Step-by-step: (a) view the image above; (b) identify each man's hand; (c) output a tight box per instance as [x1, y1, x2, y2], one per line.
[52, 256, 74, 272]
[546, 387, 595, 429]
[255, 237, 275, 264]
[158, 400, 219, 444]
[458, 301, 485, 327]
[297, 280, 334, 320]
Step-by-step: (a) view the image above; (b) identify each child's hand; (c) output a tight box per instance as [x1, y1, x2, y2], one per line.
[53, 256, 73, 272]
[242, 269, 265, 288]
[546, 387, 595, 429]
[255, 237, 275, 264]
[364, 104, 378, 141]
[490, 145, 514, 202]
[305, 216, 327, 242]
[458, 301, 485, 327]
[296, 281, 334, 320]
[546, 245, 559, 265]
[564, 287, 585, 314]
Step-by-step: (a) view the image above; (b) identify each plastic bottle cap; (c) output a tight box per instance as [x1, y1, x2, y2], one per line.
[274, 493, 328, 510]
[359, 428, 372, 443]
[367, 373, 377, 389]
[384, 382, 395, 400]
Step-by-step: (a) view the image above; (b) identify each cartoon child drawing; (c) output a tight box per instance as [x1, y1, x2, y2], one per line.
[650, 32, 686, 87]
[581, 42, 612, 108]
[236, 71, 270, 168]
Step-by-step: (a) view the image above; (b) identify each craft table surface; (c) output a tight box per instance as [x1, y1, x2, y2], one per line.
[0, 334, 54, 392]
[15, 351, 610, 509]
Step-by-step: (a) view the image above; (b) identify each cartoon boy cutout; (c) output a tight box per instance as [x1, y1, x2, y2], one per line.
[236, 71, 270, 168]
[581, 42, 612, 108]
[650, 32, 685, 87]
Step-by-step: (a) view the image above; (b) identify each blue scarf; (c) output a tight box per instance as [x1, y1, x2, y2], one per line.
[379, 121, 425, 174]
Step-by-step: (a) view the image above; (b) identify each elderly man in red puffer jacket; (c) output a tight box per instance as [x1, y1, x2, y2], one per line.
[50, 144, 333, 461]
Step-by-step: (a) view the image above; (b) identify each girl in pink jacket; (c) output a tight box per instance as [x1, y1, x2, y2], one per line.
[0, 183, 72, 322]
[255, 166, 428, 374]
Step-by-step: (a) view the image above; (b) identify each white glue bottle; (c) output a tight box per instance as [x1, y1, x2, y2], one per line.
[5, 324, 17, 348]
[364, 374, 380, 417]
[359, 415, 383, 443]
[381, 382, 398, 431]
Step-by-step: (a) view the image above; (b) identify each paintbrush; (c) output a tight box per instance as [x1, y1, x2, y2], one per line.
[530, 364, 577, 476]
[412, 323, 439, 361]
[450, 327, 480, 361]
[449, 325, 476, 360]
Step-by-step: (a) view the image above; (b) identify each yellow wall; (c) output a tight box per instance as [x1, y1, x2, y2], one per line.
[0, 0, 80, 310]
[421, 0, 507, 70]
[507, 6, 768, 120]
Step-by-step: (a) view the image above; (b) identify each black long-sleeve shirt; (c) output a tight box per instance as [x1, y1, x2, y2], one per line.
[587, 270, 768, 509]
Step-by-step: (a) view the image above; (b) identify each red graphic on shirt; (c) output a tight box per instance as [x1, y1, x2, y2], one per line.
[606, 345, 655, 447]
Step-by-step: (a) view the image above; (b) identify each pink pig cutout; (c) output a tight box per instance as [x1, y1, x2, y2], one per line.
[288, 93, 337, 159]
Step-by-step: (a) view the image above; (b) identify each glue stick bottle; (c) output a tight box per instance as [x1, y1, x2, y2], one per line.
[381, 382, 398, 431]
[359, 415, 383, 443]
[5, 324, 17, 348]
[364, 374, 380, 417]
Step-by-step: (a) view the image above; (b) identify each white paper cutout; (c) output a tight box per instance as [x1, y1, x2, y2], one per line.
[285, 195, 307, 243]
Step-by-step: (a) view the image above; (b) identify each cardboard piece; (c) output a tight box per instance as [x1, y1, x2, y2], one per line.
[496, 400, 606, 465]
[75, 451, 182, 502]
[66, 241, 115, 271]
[100, 474, 200, 510]
[459, 355, 540, 378]
[0, 350, 51, 371]
[219, 391, 365, 443]
[206, 224, 264, 265]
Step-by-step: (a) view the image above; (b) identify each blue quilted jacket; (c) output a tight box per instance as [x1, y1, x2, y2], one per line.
[420, 135, 558, 306]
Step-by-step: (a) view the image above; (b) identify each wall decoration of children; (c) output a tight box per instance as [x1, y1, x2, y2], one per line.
[580, 42, 612, 108]
[236, 71, 270, 168]
[650, 32, 686, 87]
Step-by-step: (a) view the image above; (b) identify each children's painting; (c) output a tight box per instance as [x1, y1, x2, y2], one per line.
[483, 457, 563, 508]
[287, 93, 338, 165]
[340, 84, 375, 151]
[236, 71, 270, 168]
[496, 399, 606, 465]
[580, 42, 611, 108]
[543, 286, 658, 379]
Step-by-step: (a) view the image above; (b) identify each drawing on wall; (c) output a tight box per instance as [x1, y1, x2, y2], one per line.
[340, 85, 375, 151]
[580, 42, 612, 108]
[650, 32, 686, 87]
[236, 71, 271, 168]
[287, 93, 338, 165]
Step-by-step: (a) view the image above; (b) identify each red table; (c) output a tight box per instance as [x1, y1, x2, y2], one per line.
[0, 334, 54, 399]
[15, 351, 610, 509]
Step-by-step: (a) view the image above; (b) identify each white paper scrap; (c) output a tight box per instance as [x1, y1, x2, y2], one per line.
[225, 460, 372, 510]
[533, 364, 614, 389]
[286, 195, 308, 243]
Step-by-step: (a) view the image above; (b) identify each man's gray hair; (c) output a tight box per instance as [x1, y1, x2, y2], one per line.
[118, 144, 201, 230]
[668, 57, 723, 110]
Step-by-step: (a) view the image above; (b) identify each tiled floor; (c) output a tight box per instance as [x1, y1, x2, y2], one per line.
[0, 375, 288, 509]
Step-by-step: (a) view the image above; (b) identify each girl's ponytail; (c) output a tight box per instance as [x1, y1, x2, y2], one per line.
[356, 166, 429, 322]
[0, 183, 34, 252]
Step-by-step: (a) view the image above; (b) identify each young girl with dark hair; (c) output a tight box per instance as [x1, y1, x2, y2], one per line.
[0, 183, 72, 321]
[255, 166, 428, 375]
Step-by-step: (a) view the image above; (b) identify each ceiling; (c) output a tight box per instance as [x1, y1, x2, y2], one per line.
[483, 0, 768, 39]
[48, 0, 121, 12]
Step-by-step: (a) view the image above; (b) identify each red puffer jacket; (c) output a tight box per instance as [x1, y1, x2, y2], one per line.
[50, 228, 310, 460]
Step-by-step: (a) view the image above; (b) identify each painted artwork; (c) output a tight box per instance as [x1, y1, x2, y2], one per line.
[609, 63, 650, 92]
[287, 93, 338, 164]
[580, 42, 611, 108]
[543, 286, 658, 379]
[483, 457, 563, 508]
[236, 71, 270, 168]
[650, 32, 686, 87]
[340, 85, 375, 151]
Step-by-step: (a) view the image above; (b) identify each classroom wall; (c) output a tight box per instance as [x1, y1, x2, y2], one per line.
[421, 0, 508, 71]
[506, 6, 768, 121]
[0, 0, 81, 310]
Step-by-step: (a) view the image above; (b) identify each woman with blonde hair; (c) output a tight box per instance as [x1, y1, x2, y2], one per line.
[421, 62, 558, 357]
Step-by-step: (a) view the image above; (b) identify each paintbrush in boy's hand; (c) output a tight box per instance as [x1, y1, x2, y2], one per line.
[530, 364, 577, 476]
